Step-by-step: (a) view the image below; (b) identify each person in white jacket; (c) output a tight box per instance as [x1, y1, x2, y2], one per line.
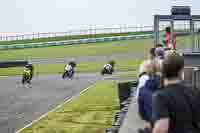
[135, 60, 152, 100]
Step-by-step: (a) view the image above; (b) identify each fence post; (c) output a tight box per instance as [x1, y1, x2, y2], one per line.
[94, 28, 96, 37]
[184, 22, 186, 31]
[124, 25, 126, 33]
[16, 35, 18, 40]
[68, 31, 71, 40]
[32, 33, 34, 40]
[89, 28, 92, 37]
[120, 26, 122, 33]
[37, 33, 40, 39]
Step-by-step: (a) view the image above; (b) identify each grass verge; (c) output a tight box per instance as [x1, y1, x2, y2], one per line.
[0, 34, 192, 61]
[115, 71, 138, 79]
[0, 39, 152, 60]
[0, 59, 142, 76]
[20, 80, 120, 133]
[0, 36, 191, 61]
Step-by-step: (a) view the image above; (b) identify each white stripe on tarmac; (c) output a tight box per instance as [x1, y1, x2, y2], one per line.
[15, 72, 128, 133]
[0, 76, 9, 78]
[15, 79, 103, 133]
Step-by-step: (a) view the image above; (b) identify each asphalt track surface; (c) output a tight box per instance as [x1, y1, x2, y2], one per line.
[29, 52, 145, 64]
[0, 73, 104, 133]
[0, 51, 144, 133]
[26, 49, 189, 65]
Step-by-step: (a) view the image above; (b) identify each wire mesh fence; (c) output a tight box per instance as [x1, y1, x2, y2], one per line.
[0, 26, 153, 42]
[1, 23, 199, 42]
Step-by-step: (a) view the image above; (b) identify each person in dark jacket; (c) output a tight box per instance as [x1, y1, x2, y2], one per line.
[152, 51, 200, 133]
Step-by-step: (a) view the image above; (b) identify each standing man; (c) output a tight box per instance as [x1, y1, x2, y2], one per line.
[165, 27, 176, 50]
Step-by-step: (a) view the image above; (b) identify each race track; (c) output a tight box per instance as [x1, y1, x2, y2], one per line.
[0, 51, 146, 133]
[0, 73, 103, 133]
[29, 52, 145, 64]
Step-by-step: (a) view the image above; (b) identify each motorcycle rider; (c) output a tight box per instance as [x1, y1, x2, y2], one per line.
[102, 60, 116, 75]
[26, 62, 34, 80]
[63, 59, 77, 78]
[22, 64, 32, 84]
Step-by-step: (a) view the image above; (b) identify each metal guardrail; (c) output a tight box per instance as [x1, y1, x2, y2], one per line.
[0, 60, 28, 68]
[183, 66, 200, 90]
[106, 81, 138, 133]
[0, 34, 153, 50]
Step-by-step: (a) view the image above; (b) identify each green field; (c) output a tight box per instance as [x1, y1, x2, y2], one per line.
[0, 36, 192, 61]
[0, 39, 152, 60]
[0, 59, 142, 76]
[0, 31, 152, 45]
[0, 36, 191, 76]
[116, 71, 138, 79]
[20, 80, 120, 133]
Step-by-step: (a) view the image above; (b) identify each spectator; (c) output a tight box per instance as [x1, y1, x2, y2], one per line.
[136, 46, 164, 100]
[154, 47, 165, 76]
[136, 60, 152, 100]
[155, 44, 163, 48]
[149, 47, 156, 60]
[165, 27, 176, 50]
[138, 59, 161, 128]
[152, 52, 200, 133]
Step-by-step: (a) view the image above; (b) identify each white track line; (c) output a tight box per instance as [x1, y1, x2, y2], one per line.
[0, 76, 9, 78]
[15, 80, 101, 133]
[15, 72, 126, 133]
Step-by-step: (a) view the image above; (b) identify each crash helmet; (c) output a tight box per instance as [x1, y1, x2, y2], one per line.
[28, 62, 33, 66]
[68, 58, 76, 68]
[25, 64, 30, 68]
[25, 62, 33, 68]
[109, 60, 115, 66]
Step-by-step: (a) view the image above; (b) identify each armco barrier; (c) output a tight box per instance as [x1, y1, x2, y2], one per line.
[0, 60, 28, 68]
[0, 34, 153, 50]
[106, 81, 138, 133]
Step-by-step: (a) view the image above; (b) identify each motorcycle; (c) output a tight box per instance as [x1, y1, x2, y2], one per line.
[22, 71, 31, 84]
[101, 65, 114, 75]
[62, 70, 74, 79]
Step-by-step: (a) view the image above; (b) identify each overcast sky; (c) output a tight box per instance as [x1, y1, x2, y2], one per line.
[0, 0, 199, 33]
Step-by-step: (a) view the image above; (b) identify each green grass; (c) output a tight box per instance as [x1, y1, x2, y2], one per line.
[1, 36, 190, 61]
[20, 80, 120, 133]
[0, 39, 152, 60]
[176, 36, 193, 50]
[0, 31, 152, 45]
[116, 71, 138, 79]
[0, 59, 142, 76]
